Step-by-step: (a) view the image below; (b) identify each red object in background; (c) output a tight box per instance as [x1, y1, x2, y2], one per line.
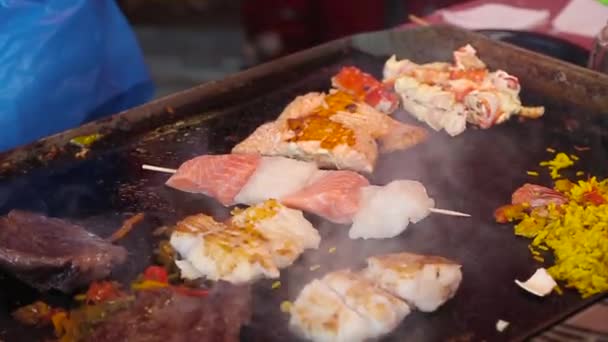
[241, 0, 384, 61]
[404, 0, 470, 17]
[241, 0, 316, 56]
[316, 1, 385, 41]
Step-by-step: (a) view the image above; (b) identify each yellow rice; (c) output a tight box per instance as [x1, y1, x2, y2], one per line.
[513, 177, 608, 298]
[539, 153, 575, 179]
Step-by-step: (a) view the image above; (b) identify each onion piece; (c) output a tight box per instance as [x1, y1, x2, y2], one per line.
[515, 268, 557, 297]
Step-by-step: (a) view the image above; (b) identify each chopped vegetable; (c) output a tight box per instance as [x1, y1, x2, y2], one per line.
[515, 268, 557, 297]
[576, 171, 585, 177]
[74, 294, 87, 302]
[546, 147, 556, 153]
[143, 265, 169, 283]
[108, 213, 145, 242]
[526, 171, 538, 176]
[131, 280, 169, 291]
[309, 264, 321, 271]
[74, 148, 89, 159]
[155, 240, 177, 271]
[69, 133, 103, 148]
[271, 281, 281, 289]
[280, 301, 292, 313]
[12, 301, 54, 326]
[496, 320, 510, 332]
[54, 296, 135, 342]
[494, 204, 528, 223]
[85, 281, 125, 304]
[171, 286, 209, 297]
[328, 246, 337, 253]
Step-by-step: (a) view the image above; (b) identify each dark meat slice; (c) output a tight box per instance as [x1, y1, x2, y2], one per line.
[0, 210, 127, 293]
[88, 283, 251, 342]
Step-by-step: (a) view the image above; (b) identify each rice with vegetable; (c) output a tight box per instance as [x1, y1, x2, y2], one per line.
[498, 153, 608, 298]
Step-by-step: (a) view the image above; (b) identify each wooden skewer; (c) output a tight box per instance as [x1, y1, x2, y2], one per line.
[429, 208, 471, 217]
[142, 164, 177, 174]
[142, 164, 472, 217]
[408, 14, 431, 27]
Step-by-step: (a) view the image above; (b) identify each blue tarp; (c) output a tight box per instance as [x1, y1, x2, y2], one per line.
[0, 0, 155, 152]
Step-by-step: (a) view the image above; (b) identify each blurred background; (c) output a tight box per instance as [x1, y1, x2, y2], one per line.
[116, 0, 467, 98]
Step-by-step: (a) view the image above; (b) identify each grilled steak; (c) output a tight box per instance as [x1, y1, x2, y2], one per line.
[0, 210, 127, 293]
[88, 284, 252, 342]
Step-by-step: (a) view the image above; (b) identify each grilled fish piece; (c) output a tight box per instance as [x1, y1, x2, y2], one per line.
[170, 200, 319, 283]
[171, 213, 279, 284]
[289, 279, 372, 342]
[321, 270, 411, 338]
[362, 252, 462, 312]
[232, 91, 426, 173]
[230, 200, 320, 268]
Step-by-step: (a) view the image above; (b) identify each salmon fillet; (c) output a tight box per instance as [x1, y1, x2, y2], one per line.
[166, 154, 261, 206]
[233, 91, 426, 173]
[281, 170, 369, 224]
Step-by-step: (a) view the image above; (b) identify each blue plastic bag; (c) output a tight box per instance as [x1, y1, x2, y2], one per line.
[0, 0, 155, 152]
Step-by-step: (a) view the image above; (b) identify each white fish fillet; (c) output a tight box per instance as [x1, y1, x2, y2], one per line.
[234, 156, 318, 205]
[171, 228, 279, 284]
[363, 253, 463, 312]
[321, 270, 411, 339]
[349, 180, 435, 240]
[170, 200, 319, 283]
[289, 279, 373, 342]
[231, 201, 320, 268]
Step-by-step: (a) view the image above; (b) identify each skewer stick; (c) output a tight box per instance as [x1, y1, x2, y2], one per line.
[142, 164, 177, 174]
[142, 164, 472, 217]
[408, 14, 431, 27]
[429, 208, 471, 217]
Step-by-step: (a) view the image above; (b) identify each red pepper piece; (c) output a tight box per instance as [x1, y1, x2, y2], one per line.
[143, 266, 169, 284]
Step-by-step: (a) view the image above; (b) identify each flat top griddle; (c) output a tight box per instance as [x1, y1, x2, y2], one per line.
[0, 25, 607, 342]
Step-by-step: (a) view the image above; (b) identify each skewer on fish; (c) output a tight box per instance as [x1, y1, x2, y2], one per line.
[142, 155, 470, 239]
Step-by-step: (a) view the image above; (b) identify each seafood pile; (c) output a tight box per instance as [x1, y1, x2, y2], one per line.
[385, 44, 545, 136]
[0, 42, 557, 342]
